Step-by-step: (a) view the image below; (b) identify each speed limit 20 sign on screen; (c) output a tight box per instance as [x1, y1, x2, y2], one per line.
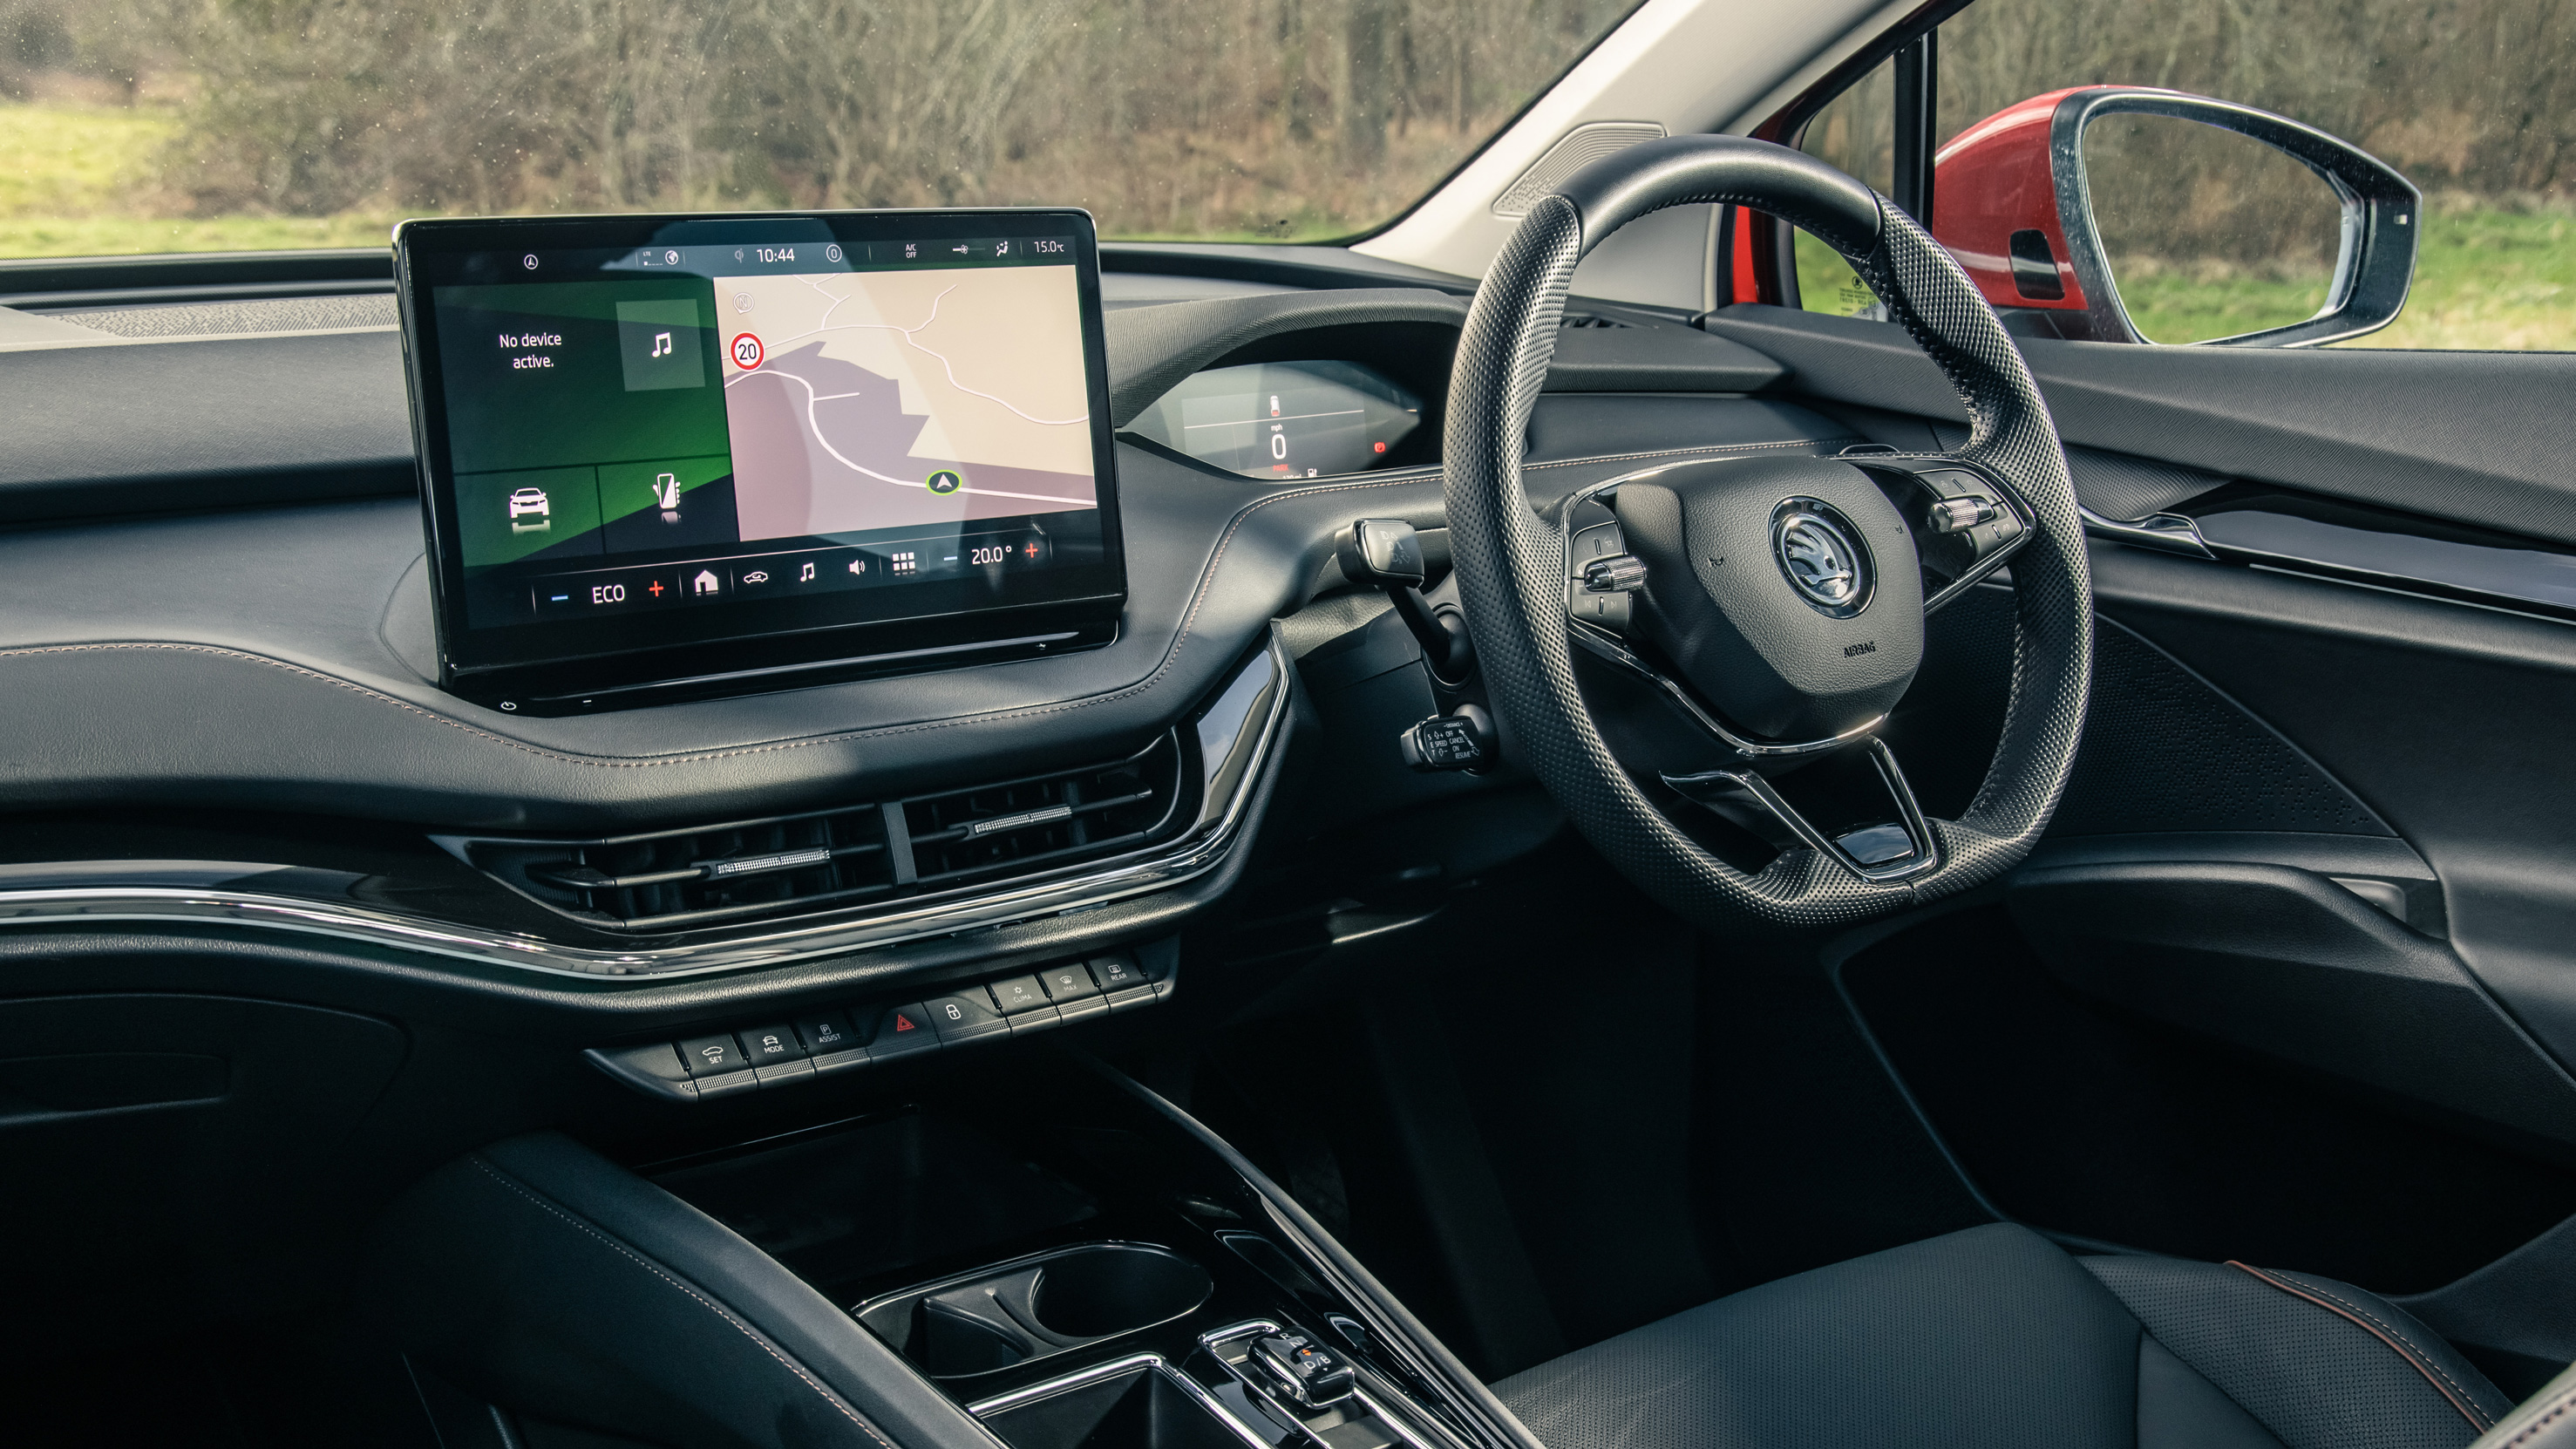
[730, 332, 764, 371]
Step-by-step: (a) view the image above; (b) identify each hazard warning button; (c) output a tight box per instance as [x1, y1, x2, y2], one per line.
[859, 1003, 945, 1061]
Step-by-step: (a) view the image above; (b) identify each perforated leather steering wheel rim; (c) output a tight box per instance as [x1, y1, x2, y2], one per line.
[1441, 135, 2093, 931]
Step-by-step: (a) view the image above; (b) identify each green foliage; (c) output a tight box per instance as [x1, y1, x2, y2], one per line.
[0, 0, 1638, 237]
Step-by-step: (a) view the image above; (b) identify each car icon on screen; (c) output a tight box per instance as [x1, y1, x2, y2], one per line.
[506, 487, 550, 520]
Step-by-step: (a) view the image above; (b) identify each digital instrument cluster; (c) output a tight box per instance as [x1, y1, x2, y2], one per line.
[1126, 360, 1424, 480]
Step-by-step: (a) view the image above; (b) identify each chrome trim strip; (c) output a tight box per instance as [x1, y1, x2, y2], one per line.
[968, 1354, 1280, 1449]
[1355, 1385, 1450, 1449]
[0, 636, 1292, 982]
[2081, 503, 2216, 559]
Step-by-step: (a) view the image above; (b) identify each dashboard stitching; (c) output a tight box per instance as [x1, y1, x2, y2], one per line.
[0, 439, 1839, 767]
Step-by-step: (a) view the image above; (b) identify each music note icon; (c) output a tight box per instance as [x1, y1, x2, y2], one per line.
[650, 331, 672, 358]
[799, 561, 816, 582]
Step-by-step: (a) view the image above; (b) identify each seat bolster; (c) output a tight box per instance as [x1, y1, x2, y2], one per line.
[2083, 1255, 2509, 1449]
[1491, 1223, 2139, 1449]
[2138, 1333, 2287, 1449]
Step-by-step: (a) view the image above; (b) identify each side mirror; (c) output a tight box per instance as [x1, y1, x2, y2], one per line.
[1931, 86, 2420, 346]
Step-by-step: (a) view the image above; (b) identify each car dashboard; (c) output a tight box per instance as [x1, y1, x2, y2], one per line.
[0, 248, 1849, 1129]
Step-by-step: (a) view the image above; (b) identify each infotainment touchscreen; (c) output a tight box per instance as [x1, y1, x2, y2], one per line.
[394, 209, 1123, 711]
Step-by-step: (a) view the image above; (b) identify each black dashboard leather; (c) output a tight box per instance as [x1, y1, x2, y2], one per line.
[0, 278, 1853, 832]
[0, 433, 1845, 830]
[0, 330, 413, 524]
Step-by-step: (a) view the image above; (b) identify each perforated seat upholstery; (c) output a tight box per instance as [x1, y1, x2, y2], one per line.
[1492, 1223, 2518, 1449]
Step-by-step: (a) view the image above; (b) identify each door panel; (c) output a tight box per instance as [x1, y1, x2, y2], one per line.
[1709, 302, 2576, 1357]
[1707, 304, 2576, 548]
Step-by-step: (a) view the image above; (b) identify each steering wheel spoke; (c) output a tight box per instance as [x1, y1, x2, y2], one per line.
[1662, 737, 1940, 884]
[1838, 452, 2041, 615]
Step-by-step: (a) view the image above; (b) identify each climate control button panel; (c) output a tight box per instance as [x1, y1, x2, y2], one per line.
[587, 949, 1167, 1103]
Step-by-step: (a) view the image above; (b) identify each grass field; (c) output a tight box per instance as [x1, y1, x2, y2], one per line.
[1795, 197, 2576, 350]
[10, 99, 2576, 350]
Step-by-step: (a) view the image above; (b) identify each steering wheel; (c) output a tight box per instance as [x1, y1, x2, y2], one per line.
[1444, 137, 2092, 930]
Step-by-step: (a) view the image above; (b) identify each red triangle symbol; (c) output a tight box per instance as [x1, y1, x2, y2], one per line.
[894, 1013, 916, 1031]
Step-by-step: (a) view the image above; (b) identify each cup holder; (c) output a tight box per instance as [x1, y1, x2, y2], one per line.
[857, 1243, 1214, 1379]
[1030, 1245, 1213, 1338]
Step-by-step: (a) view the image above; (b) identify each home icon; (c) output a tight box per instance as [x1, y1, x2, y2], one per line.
[692, 569, 721, 596]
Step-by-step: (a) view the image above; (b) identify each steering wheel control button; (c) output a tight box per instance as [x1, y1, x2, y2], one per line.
[1571, 521, 1628, 565]
[1398, 704, 1497, 774]
[1771, 500, 1874, 618]
[1580, 554, 1648, 593]
[1250, 1332, 1356, 1409]
[1926, 495, 1999, 534]
[858, 1004, 944, 1061]
[922, 991, 1010, 1045]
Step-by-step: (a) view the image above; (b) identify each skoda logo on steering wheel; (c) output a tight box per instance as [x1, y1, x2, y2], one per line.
[1771, 499, 1874, 619]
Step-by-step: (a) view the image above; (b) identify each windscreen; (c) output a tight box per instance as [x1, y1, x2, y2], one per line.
[0, 2, 1646, 258]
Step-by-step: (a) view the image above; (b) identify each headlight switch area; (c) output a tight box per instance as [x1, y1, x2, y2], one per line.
[585, 948, 1169, 1103]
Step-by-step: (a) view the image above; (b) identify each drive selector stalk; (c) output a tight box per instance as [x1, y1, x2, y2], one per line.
[1336, 517, 1472, 679]
[1248, 1331, 1355, 1408]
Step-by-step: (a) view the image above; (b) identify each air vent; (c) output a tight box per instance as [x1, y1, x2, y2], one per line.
[448, 733, 1188, 934]
[1559, 312, 1632, 330]
[903, 742, 1181, 890]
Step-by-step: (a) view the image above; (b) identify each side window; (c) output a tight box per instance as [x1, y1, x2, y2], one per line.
[1791, 59, 1893, 321]
[1790, 0, 2576, 350]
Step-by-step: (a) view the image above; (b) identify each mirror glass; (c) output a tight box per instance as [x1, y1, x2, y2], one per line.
[2082, 113, 2348, 343]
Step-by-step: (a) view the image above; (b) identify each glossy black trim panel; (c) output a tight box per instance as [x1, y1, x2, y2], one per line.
[2185, 488, 2576, 626]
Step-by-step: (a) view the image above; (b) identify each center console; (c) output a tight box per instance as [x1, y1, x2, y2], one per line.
[359, 1052, 1530, 1449]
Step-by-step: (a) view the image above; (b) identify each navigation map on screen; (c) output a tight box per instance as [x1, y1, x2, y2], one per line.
[717, 262, 1097, 538]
